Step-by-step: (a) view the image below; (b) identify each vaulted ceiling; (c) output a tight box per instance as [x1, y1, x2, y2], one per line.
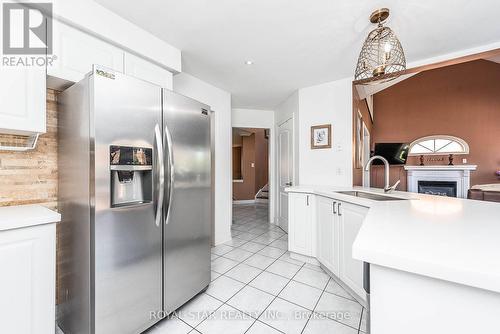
[96, 0, 500, 109]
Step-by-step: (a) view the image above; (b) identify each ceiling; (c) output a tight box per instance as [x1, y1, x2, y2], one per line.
[95, 0, 500, 109]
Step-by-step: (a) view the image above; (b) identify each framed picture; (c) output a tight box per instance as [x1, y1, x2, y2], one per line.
[310, 124, 332, 149]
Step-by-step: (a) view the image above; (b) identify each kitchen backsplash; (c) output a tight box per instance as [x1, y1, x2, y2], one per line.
[0, 89, 58, 210]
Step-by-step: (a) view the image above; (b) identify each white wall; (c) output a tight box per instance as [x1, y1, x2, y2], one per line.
[174, 73, 232, 245]
[298, 77, 353, 186]
[232, 108, 276, 224]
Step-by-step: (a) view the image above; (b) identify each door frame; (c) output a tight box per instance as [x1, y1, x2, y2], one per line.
[276, 116, 296, 230]
[231, 125, 275, 224]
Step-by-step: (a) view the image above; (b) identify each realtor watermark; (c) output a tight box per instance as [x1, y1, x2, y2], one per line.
[2, 2, 56, 66]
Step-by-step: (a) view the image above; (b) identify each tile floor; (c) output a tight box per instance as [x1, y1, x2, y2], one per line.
[147, 203, 367, 334]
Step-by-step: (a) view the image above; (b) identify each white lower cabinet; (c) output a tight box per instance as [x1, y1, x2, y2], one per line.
[0, 223, 56, 334]
[289, 192, 369, 300]
[124, 53, 173, 89]
[338, 201, 369, 298]
[288, 192, 315, 257]
[316, 196, 339, 276]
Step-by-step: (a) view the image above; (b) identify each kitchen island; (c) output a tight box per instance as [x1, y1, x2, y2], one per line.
[286, 185, 500, 334]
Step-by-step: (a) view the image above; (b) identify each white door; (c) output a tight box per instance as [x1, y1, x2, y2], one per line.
[277, 118, 293, 232]
[316, 196, 339, 275]
[339, 201, 369, 297]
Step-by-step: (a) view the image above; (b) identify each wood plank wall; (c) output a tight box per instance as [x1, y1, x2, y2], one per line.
[0, 89, 58, 209]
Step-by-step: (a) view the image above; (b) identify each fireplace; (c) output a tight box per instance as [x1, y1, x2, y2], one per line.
[418, 181, 457, 197]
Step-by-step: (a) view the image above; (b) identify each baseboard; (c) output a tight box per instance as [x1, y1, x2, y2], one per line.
[233, 199, 256, 204]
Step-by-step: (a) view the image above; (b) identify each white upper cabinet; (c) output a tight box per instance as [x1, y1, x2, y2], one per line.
[48, 21, 124, 83]
[316, 196, 339, 276]
[338, 201, 368, 298]
[288, 192, 315, 257]
[124, 53, 173, 89]
[0, 65, 46, 135]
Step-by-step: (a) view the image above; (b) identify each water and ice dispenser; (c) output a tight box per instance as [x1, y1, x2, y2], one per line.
[110, 145, 153, 207]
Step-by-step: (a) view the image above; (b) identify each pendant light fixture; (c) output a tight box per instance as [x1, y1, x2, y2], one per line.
[354, 8, 406, 81]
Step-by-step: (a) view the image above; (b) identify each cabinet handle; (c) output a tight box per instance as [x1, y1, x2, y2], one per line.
[332, 201, 337, 214]
[306, 195, 309, 206]
[338, 202, 342, 216]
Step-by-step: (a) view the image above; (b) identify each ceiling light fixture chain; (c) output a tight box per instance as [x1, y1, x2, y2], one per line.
[354, 8, 406, 82]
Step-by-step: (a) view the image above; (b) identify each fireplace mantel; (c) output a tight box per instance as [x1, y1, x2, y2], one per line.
[404, 165, 477, 198]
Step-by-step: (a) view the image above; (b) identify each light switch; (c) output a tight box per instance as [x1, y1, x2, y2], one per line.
[462, 158, 467, 164]
[251, 162, 255, 168]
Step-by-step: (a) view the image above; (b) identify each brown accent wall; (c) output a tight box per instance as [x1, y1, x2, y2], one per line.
[371, 60, 500, 189]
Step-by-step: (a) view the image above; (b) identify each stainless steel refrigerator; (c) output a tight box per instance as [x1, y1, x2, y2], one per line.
[57, 66, 211, 334]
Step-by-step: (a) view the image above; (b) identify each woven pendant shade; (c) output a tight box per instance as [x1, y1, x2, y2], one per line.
[355, 9, 406, 81]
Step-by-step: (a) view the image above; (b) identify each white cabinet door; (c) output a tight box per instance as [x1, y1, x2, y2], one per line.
[316, 196, 339, 275]
[288, 193, 314, 256]
[0, 223, 56, 334]
[0, 65, 46, 135]
[124, 53, 173, 89]
[339, 201, 368, 297]
[49, 21, 124, 83]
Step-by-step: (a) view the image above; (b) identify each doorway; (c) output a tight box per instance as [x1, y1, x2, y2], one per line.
[232, 128, 271, 225]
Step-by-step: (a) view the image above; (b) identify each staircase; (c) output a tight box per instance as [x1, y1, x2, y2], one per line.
[255, 184, 269, 203]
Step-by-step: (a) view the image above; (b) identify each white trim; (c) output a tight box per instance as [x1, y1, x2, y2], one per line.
[233, 200, 256, 205]
[409, 135, 470, 156]
[232, 179, 244, 183]
[404, 165, 477, 171]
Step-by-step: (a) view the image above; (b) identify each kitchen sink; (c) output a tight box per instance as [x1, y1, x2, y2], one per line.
[335, 191, 408, 201]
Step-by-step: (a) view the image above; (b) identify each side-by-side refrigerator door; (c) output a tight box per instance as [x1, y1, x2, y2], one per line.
[162, 90, 211, 313]
[93, 68, 163, 334]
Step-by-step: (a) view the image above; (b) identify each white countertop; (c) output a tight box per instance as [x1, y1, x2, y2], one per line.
[286, 185, 500, 293]
[0, 205, 61, 232]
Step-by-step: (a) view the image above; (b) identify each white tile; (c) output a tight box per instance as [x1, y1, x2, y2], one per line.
[223, 248, 254, 262]
[212, 257, 239, 274]
[304, 263, 325, 273]
[227, 286, 275, 318]
[303, 313, 358, 334]
[258, 298, 310, 334]
[224, 238, 248, 247]
[360, 307, 367, 333]
[266, 260, 301, 279]
[252, 235, 277, 245]
[238, 241, 266, 253]
[293, 267, 330, 290]
[315, 291, 363, 330]
[211, 271, 221, 282]
[211, 253, 219, 261]
[245, 321, 282, 334]
[152, 316, 192, 334]
[278, 252, 305, 266]
[206, 276, 245, 302]
[269, 239, 288, 250]
[249, 271, 290, 295]
[325, 279, 355, 301]
[243, 254, 276, 270]
[234, 232, 257, 241]
[176, 293, 222, 327]
[257, 246, 286, 259]
[225, 263, 263, 284]
[195, 304, 254, 334]
[278, 280, 323, 310]
[278, 234, 288, 241]
[211, 244, 234, 256]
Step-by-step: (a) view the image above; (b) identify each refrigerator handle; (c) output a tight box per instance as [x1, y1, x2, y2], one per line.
[155, 124, 164, 227]
[164, 123, 175, 225]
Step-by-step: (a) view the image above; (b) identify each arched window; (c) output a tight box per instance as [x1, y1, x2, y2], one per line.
[409, 135, 469, 156]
